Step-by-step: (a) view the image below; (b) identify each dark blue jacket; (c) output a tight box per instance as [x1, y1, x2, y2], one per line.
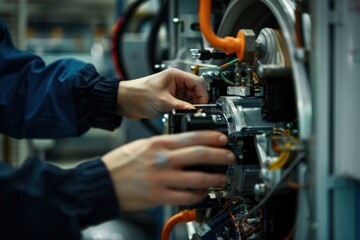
[0, 19, 122, 239]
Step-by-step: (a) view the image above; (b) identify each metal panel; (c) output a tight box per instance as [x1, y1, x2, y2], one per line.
[311, 0, 358, 239]
[310, 0, 331, 238]
[332, 0, 359, 239]
[333, 0, 360, 180]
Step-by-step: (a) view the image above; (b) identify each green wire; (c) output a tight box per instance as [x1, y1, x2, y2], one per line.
[219, 68, 236, 85]
[219, 58, 240, 86]
[226, 58, 240, 66]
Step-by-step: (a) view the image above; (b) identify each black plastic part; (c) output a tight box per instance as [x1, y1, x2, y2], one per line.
[240, 136, 260, 165]
[181, 113, 227, 134]
[168, 108, 229, 174]
[208, 73, 229, 103]
[198, 50, 237, 60]
[261, 68, 296, 122]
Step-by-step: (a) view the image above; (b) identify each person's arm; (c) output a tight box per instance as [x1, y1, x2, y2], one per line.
[0, 20, 121, 139]
[0, 158, 119, 239]
[0, 131, 234, 239]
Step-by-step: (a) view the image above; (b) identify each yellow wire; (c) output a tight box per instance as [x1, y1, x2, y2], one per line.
[268, 151, 291, 170]
[268, 142, 292, 170]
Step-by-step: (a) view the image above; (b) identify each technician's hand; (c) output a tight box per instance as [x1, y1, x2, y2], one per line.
[102, 131, 234, 211]
[116, 68, 208, 119]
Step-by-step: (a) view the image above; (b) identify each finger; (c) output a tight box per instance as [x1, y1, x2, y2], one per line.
[167, 146, 235, 168]
[192, 85, 209, 104]
[158, 189, 208, 206]
[157, 131, 229, 149]
[160, 171, 227, 189]
[173, 70, 209, 104]
[170, 98, 196, 110]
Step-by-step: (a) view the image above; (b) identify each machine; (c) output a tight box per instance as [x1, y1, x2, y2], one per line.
[113, 0, 360, 239]
[162, 0, 310, 239]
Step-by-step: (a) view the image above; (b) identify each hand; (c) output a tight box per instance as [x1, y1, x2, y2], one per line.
[102, 131, 235, 211]
[116, 68, 209, 119]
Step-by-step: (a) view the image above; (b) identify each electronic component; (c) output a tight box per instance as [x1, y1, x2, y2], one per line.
[162, 0, 310, 239]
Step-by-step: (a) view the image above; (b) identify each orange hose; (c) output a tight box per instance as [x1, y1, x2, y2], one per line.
[161, 209, 197, 240]
[287, 177, 302, 189]
[284, 225, 296, 240]
[198, 0, 246, 60]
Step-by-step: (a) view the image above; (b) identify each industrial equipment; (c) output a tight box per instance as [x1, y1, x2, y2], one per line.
[113, 0, 359, 239]
[160, 1, 310, 239]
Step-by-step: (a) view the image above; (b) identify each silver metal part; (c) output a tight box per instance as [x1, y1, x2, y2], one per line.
[241, 29, 256, 61]
[254, 134, 281, 189]
[216, 0, 312, 140]
[254, 183, 267, 196]
[256, 28, 286, 66]
[214, 97, 273, 197]
[193, 104, 218, 108]
[217, 96, 273, 137]
[190, 49, 201, 59]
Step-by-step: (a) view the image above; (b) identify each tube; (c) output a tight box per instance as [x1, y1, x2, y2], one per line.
[161, 209, 196, 240]
[198, 0, 246, 60]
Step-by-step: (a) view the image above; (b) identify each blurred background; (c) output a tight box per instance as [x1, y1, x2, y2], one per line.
[0, 0, 169, 239]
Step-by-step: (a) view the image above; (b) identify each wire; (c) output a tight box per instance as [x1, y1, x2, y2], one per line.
[240, 153, 305, 220]
[268, 150, 291, 170]
[268, 141, 293, 170]
[207, 204, 243, 229]
[252, 71, 261, 84]
[147, 0, 169, 73]
[211, 152, 306, 232]
[111, 17, 126, 79]
[242, 218, 255, 230]
[273, 127, 287, 136]
[198, 0, 246, 59]
[284, 225, 296, 240]
[220, 58, 239, 69]
[229, 207, 244, 233]
[219, 69, 236, 85]
[161, 209, 197, 240]
[241, 208, 263, 239]
[287, 176, 302, 189]
[219, 58, 239, 86]
[111, 0, 148, 79]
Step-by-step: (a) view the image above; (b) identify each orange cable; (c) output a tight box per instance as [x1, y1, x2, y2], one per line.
[284, 225, 296, 240]
[242, 218, 255, 230]
[229, 208, 244, 233]
[198, 0, 246, 60]
[161, 209, 197, 240]
[287, 177, 302, 189]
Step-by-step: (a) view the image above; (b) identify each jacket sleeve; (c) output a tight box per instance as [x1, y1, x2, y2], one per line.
[0, 158, 120, 239]
[0, 19, 122, 139]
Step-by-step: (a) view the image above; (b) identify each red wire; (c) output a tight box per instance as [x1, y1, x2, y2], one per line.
[111, 17, 126, 79]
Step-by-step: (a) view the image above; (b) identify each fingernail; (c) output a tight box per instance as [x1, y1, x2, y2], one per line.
[227, 152, 235, 162]
[219, 135, 228, 144]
